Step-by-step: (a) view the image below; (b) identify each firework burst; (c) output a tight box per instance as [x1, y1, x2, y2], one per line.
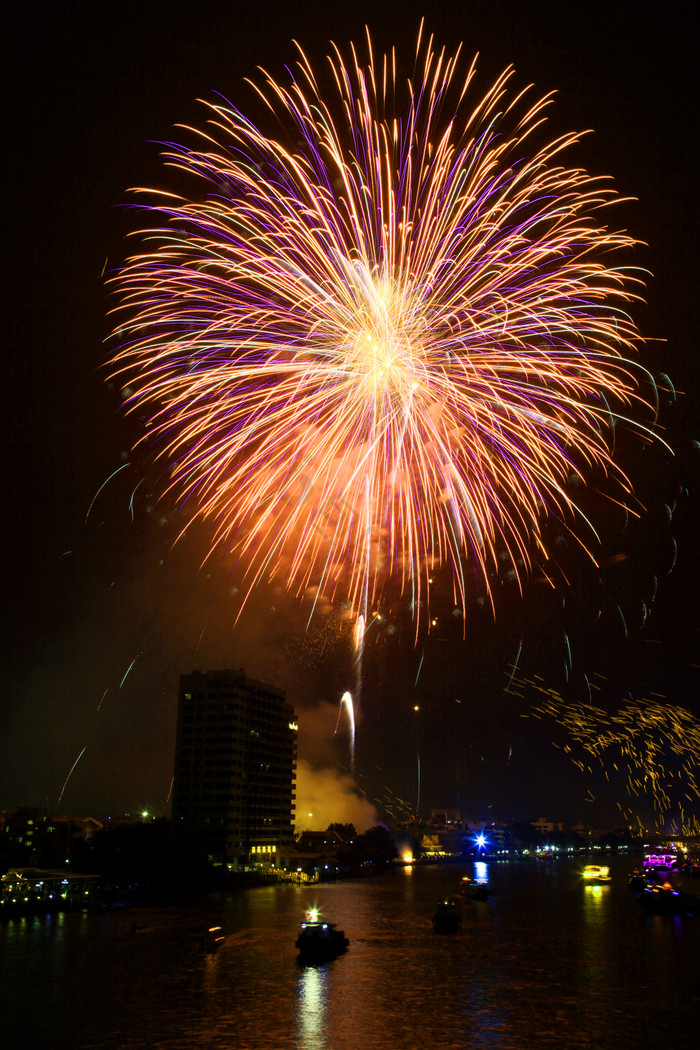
[109, 25, 662, 627]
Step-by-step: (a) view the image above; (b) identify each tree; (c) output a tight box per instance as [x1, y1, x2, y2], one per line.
[357, 825, 398, 871]
[326, 823, 357, 842]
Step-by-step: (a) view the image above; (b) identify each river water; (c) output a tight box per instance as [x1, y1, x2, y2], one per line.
[2, 855, 698, 1049]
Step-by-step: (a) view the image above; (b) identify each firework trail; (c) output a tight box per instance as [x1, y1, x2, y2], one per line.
[84, 462, 130, 523]
[58, 746, 87, 806]
[118, 653, 140, 690]
[414, 647, 425, 688]
[110, 24, 663, 629]
[128, 478, 144, 522]
[334, 690, 356, 773]
[350, 609, 367, 739]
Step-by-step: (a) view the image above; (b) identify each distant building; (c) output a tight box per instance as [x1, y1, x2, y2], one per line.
[291, 830, 348, 879]
[429, 808, 463, 828]
[1, 807, 52, 861]
[172, 668, 297, 870]
[295, 829, 348, 853]
[531, 817, 565, 836]
[0, 807, 102, 867]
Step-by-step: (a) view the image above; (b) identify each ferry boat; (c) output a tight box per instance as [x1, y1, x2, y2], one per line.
[582, 864, 611, 883]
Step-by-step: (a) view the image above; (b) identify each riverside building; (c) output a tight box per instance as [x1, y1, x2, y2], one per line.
[172, 669, 297, 870]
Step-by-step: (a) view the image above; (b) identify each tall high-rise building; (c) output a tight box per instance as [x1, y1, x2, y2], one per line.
[172, 669, 297, 869]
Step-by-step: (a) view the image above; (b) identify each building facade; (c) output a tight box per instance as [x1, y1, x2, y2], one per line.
[172, 669, 297, 869]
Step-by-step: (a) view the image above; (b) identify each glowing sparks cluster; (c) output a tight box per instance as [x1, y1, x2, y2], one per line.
[110, 27, 655, 619]
[510, 669, 700, 835]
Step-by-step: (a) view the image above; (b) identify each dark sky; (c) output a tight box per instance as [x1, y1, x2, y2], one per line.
[4, 1, 698, 830]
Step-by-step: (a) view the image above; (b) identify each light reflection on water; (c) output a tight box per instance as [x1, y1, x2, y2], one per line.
[297, 964, 328, 1050]
[474, 860, 488, 883]
[1, 856, 698, 1049]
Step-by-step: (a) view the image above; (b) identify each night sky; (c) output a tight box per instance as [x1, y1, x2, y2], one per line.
[4, 1, 698, 830]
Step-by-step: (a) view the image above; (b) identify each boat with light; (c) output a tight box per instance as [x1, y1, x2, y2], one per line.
[200, 926, 225, 950]
[638, 883, 699, 917]
[460, 876, 491, 901]
[627, 868, 647, 891]
[296, 910, 349, 961]
[643, 851, 678, 872]
[582, 864, 611, 883]
[432, 896, 462, 933]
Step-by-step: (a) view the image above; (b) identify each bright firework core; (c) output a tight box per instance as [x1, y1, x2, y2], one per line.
[110, 26, 663, 630]
[344, 267, 422, 394]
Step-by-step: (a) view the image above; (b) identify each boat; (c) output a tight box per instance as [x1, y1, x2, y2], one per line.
[200, 926, 225, 950]
[644, 851, 678, 872]
[470, 883, 491, 901]
[432, 896, 462, 933]
[460, 876, 491, 901]
[295, 909, 349, 962]
[680, 858, 700, 879]
[582, 864, 611, 884]
[627, 868, 647, 892]
[638, 883, 699, 917]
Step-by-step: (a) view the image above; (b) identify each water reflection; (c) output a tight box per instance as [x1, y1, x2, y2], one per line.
[2, 857, 698, 1049]
[202, 942, 224, 995]
[295, 963, 328, 1050]
[474, 861, 488, 883]
[583, 883, 607, 913]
